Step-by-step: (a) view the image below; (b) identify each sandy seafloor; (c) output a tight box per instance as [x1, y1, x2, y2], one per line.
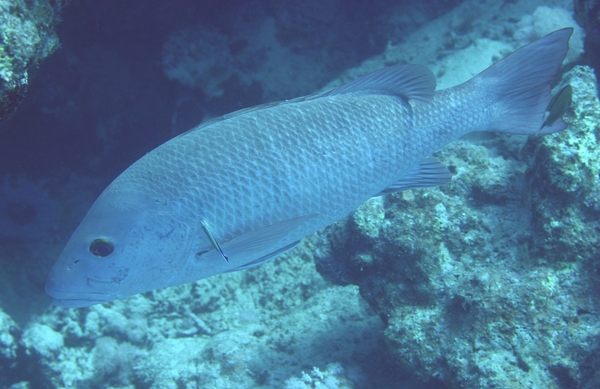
[0, 0, 599, 388]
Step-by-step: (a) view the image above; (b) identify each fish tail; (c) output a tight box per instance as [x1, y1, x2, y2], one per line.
[479, 28, 573, 135]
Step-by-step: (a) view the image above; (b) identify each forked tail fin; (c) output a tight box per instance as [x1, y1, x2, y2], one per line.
[478, 28, 573, 135]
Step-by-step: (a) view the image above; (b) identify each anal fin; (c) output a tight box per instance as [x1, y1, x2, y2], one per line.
[225, 240, 301, 273]
[377, 157, 452, 195]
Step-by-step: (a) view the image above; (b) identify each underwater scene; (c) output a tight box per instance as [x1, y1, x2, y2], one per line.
[1, 0, 600, 388]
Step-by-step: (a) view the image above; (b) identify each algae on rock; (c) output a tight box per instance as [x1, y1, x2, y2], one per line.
[525, 66, 600, 264]
[0, 0, 60, 122]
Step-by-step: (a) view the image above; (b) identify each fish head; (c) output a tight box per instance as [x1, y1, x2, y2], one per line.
[45, 184, 192, 308]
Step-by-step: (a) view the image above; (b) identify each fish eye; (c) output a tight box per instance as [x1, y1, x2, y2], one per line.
[89, 238, 114, 257]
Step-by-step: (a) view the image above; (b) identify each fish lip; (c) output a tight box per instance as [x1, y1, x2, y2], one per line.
[45, 286, 116, 308]
[50, 297, 108, 308]
[45, 272, 118, 308]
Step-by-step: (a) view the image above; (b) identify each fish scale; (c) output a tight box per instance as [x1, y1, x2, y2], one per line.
[147, 95, 408, 239]
[45, 29, 573, 307]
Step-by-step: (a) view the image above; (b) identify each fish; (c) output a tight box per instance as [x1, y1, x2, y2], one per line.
[46, 28, 573, 308]
[542, 84, 573, 128]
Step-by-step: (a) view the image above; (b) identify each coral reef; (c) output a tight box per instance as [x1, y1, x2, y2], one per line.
[515, 5, 585, 64]
[163, 26, 234, 99]
[283, 363, 354, 389]
[161, 14, 340, 106]
[0, 0, 61, 122]
[0, 310, 19, 387]
[524, 66, 600, 263]
[160, 0, 459, 109]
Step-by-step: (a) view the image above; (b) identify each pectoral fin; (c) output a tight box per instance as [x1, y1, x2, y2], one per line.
[196, 214, 316, 266]
[221, 214, 316, 259]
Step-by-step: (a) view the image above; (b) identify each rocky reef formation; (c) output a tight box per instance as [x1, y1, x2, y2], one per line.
[160, 0, 462, 118]
[0, 310, 20, 388]
[316, 66, 600, 389]
[0, 0, 61, 122]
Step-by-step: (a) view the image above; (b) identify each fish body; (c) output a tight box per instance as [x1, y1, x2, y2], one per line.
[46, 29, 573, 308]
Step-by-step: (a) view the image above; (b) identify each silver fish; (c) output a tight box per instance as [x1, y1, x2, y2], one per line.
[46, 28, 573, 308]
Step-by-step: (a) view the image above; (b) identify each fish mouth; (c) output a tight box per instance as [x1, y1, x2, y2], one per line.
[45, 263, 120, 308]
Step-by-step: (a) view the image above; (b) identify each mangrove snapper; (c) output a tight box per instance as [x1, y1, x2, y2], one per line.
[46, 29, 573, 307]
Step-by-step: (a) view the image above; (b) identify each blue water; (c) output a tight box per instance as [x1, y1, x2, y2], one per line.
[0, 0, 597, 388]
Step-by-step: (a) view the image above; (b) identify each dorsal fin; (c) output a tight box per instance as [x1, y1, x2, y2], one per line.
[182, 65, 436, 137]
[323, 64, 436, 103]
